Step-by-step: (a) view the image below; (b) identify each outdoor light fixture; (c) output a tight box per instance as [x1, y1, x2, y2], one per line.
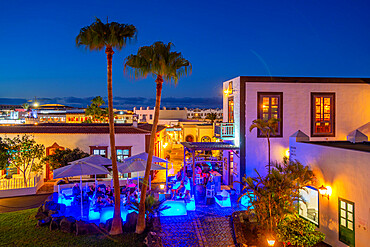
[159, 184, 165, 190]
[266, 237, 276, 246]
[318, 185, 332, 199]
[162, 142, 168, 148]
[285, 149, 290, 157]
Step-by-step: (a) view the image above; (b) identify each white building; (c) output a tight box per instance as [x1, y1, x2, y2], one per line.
[187, 108, 222, 120]
[290, 129, 369, 247]
[215, 76, 370, 193]
[133, 106, 188, 124]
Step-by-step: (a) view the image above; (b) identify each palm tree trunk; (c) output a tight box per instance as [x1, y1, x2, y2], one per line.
[136, 75, 163, 234]
[105, 47, 122, 235]
[267, 133, 271, 174]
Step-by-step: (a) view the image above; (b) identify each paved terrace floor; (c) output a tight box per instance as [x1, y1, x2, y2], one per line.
[159, 194, 247, 247]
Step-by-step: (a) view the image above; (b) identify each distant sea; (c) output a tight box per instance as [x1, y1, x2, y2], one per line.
[0, 97, 222, 110]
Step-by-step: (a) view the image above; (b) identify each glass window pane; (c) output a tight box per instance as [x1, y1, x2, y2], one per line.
[117, 149, 122, 155]
[123, 150, 129, 155]
[341, 217, 346, 227]
[101, 150, 106, 155]
[298, 187, 319, 225]
[93, 150, 99, 155]
[341, 209, 346, 218]
[348, 221, 353, 230]
[341, 201, 346, 209]
[347, 204, 353, 212]
[347, 212, 353, 221]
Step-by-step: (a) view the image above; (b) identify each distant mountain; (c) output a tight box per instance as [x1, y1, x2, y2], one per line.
[0, 96, 222, 110]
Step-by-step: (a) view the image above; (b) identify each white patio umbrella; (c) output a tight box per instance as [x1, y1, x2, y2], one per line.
[120, 152, 169, 189]
[117, 159, 166, 190]
[68, 155, 118, 166]
[53, 160, 110, 218]
[66, 154, 123, 193]
[124, 152, 168, 163]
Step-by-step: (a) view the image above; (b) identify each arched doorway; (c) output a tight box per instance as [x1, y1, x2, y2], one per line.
[45, 142, 65, 181]
[185, 135, 194, 142]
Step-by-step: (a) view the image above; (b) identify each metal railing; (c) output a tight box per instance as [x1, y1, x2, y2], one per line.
[214, 122, 235, 139]
[0, 174, 42, 190]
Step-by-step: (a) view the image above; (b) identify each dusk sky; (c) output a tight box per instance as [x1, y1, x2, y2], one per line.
[1, 0, 369, 105]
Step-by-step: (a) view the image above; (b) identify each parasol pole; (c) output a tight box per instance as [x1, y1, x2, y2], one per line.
[80, 175, 83, 218]
[165, 161, 168, 192]
[95, 174, 97, 194]
[149, 174, 151, 190]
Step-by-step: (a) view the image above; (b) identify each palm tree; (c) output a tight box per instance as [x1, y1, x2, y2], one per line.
[206, 112, 217, 123]
[85, 96, 108, 122]
[76, 18, 137, 235]
[124, 41, 191, 234]
[22, 103, 30, 111]
[91, 96, 105, 107]
[249, 118, 280, 174]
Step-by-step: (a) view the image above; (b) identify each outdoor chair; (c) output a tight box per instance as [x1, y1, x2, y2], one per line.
[215, 190, 231, 207]
[195, 174, 204, 185]
[206, 185, 215, 198]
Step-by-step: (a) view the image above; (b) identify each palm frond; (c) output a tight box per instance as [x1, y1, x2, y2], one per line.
[124, 41, 191, 84]
[76, 17, 137, 51]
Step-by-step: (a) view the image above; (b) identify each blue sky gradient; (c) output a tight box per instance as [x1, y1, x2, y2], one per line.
[0, 0, 369, 104]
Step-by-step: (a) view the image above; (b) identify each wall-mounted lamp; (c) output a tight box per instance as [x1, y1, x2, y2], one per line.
[318, 185, 332, 199]
[159, 184, 165, 190]
[223, 88, 237, 96]
[266, 237, 276, 246]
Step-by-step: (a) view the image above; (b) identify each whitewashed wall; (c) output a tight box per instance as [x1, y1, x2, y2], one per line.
[222, 77, 241, 188]
[290, 137, 370, 247]
[244, 81, 370, 176]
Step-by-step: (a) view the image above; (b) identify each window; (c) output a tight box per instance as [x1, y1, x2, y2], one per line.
[201, 136, 211, 142]
[90, 146, 108, 157]
[228, 97, 234, 123]
[311, 93, 335, 137]
[257, 92, 283, 137]
[299, 186, 319, 225]
[339, 198, 355, 247]
[150, 114, 153, 120]
[116, 146, 131, 162]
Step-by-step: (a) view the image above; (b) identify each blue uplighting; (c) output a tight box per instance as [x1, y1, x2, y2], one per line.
[161, 200, 187, 216]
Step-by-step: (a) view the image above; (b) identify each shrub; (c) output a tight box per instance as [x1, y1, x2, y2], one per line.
[276, 214, 325, 247]
[238, 157, 315, 233]
[130, 195, 170, 219]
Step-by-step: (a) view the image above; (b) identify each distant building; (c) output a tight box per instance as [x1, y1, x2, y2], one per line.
[187, 108, 222, 120]
[133, 106, 188, 124]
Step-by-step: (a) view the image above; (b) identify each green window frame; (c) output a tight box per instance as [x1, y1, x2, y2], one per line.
[339, 198, 355, 247]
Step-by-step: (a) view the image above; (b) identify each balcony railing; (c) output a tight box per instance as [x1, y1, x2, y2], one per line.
[214, 123, 235, 139]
